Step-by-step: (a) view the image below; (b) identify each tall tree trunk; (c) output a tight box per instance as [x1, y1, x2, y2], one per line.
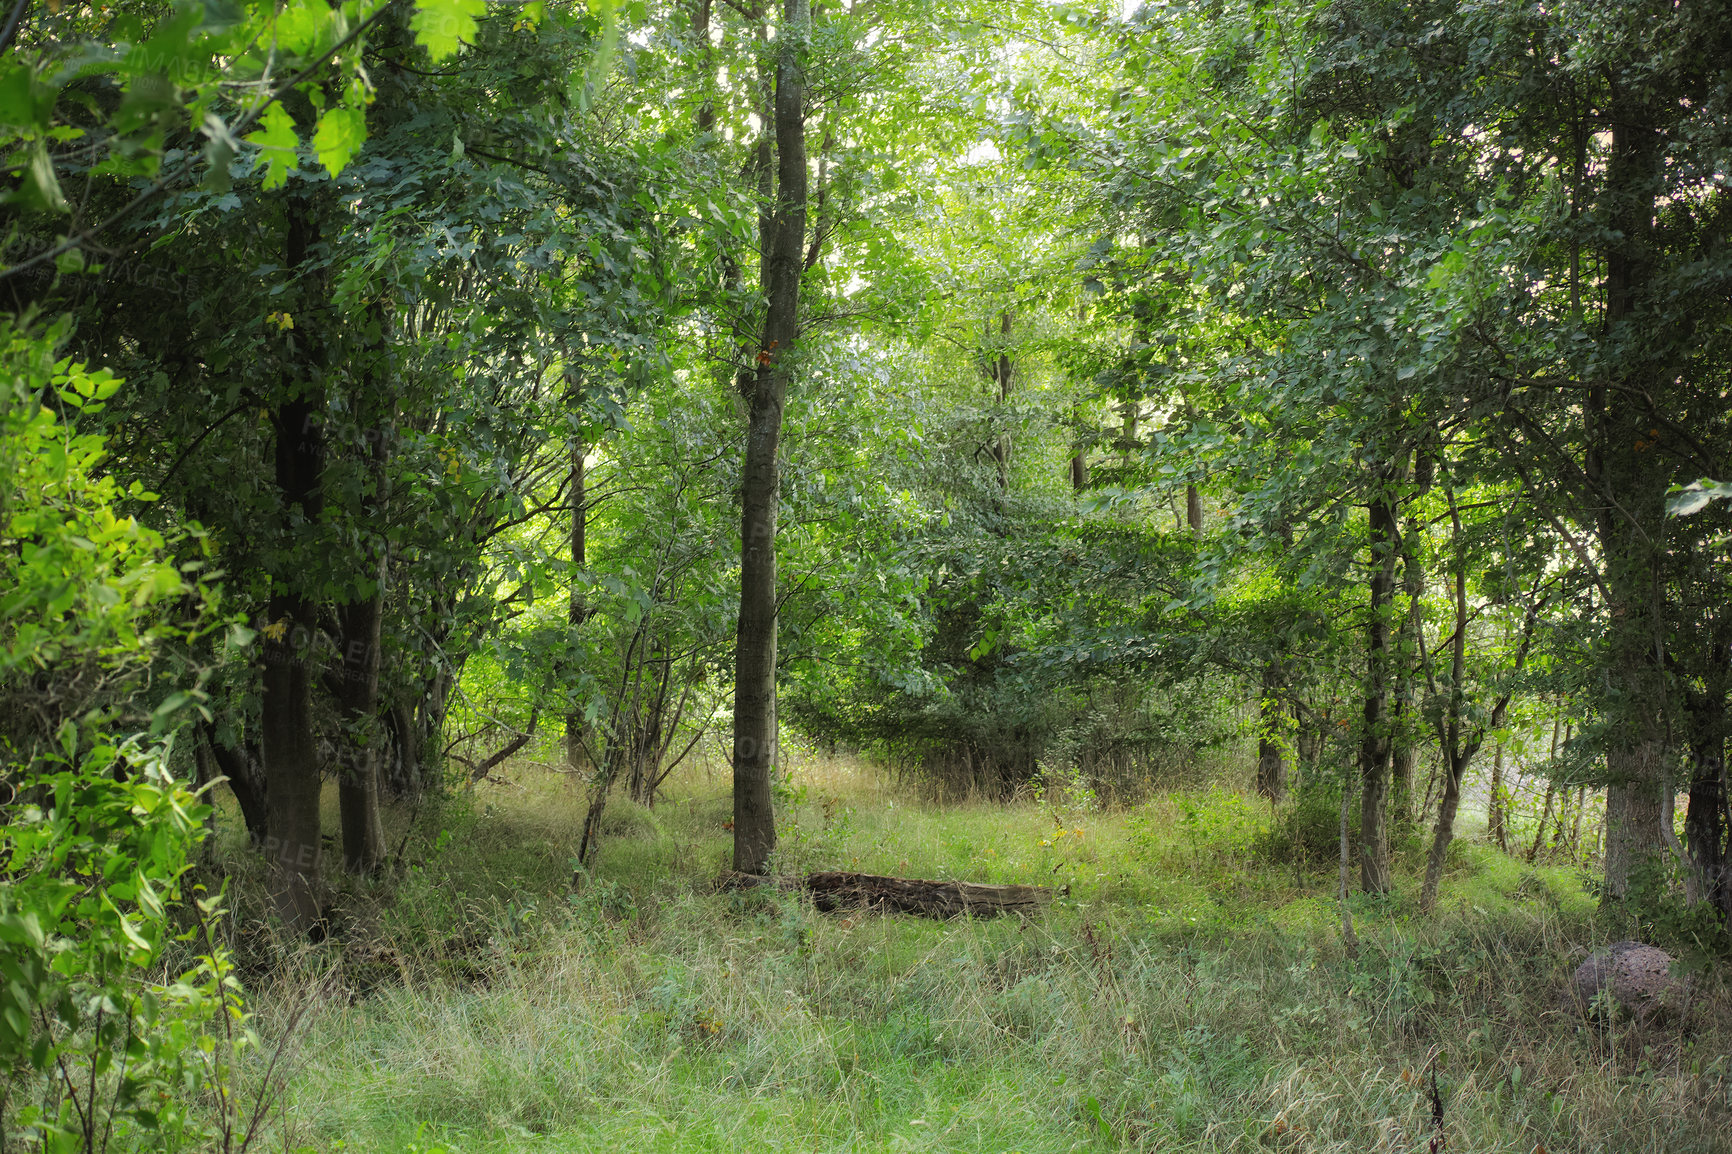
[693, 0, 715, 133]
[989, 310, 1013, 494]
[261, 197, 326, 934]
[567, 429, 590, 772]
[732, 0, 808, 875]
[1684, 738, 1729, 918]
[1359, 481, 1400, 894]
[1338, 757, 1357, 957]
[336, 593, 386, 874]
[1594, 101, 1668, 902]
[1389, 452, 1429, 830]
[336, 378, 390, 875]
[1185, 483, 1202, 536]
[1420, 748, 1469, 914]
[1683, 627, 1729, 917]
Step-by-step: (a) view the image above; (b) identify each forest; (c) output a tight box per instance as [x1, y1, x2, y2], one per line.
[2, 0, 1731, 1149]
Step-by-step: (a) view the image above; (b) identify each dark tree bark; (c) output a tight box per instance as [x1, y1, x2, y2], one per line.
[260, 195, 327, 933]
[383, 698, 421, 799]
[1185, 483, 1202, 537]
[566, 428, 590, 773]
[1594, 102, 1669, 901]
[1359, 480, 1400, 894]
[988, 311, 1013, 494]
[1683, 628, 1730, 919]
[805, 871, 1055, 918]
[199, 723, 268, 845]
[732, 0, 809, 875]
[720, 870, 1059, 919]
[693, 0, 715, 133]
[336, 590, 386, 875]
[336, 374, 390, 875]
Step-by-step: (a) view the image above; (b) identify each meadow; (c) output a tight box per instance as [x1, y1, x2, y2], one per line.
[205, 746, 1732, 1154]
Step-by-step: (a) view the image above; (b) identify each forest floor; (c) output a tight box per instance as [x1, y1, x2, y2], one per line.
[212, 747, 1732, 1154]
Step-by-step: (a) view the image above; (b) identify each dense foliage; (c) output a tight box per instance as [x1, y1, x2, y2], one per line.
[1, 0, 1729, 1145]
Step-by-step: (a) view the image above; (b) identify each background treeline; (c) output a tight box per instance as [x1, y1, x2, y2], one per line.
[2, 0, 1730, 1146]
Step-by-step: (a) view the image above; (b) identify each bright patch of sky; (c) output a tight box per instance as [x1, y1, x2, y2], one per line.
[963, 140, 1002, 165]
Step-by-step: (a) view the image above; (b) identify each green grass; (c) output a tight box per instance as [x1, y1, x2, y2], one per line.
[221, 747, 1732, 1153]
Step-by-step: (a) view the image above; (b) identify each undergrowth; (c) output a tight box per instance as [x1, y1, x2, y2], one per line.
[208, 748, 1730, 1154]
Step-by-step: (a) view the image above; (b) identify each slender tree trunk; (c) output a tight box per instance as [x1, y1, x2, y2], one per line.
[261, 197, 326, 934]
[732, 0, 808, 875]
[989, 311, 1013, 494]
[1421, 750, 1467, 913]
[1359, 482, 1399, 893]
[1185, 483, 1202, 536]
[1389, 454, 1428, 830]
[567, 430, 590, 771]
[1569, 785, 1586, 863]
[1338, 758, 1357, 957]
[693, 0, 715, 133]
[1488, 742, 1507, 851]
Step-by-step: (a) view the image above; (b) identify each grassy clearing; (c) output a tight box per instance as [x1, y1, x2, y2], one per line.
[219, 747, 1732, 1154]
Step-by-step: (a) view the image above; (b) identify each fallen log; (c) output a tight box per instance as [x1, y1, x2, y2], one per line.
[716, 869, 1058, 919]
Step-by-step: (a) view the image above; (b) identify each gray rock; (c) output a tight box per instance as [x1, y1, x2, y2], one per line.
[1568, 941, 1680, 1024]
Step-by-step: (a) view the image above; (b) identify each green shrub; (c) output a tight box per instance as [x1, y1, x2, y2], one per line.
[1255, 774, 1359, 865]
[1, 325, 252, 1151]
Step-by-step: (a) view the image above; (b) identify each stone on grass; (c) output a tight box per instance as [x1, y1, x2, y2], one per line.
[1568, 941, 1680, 1025]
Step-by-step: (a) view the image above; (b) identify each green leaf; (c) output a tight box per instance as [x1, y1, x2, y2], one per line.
[275, 0, 334, 55]
[1666, 479, 1732, 518]
[312, 107, 367, 176]
[26, 139, 67, 212]
[410, 0, 487, 61]
[243, 102, 299, 190]
[0, 63, 45, 132]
